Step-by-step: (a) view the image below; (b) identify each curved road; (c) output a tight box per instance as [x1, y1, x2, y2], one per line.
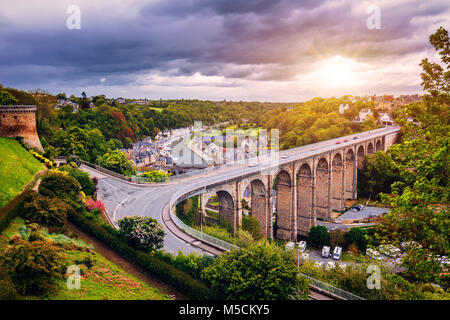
[85, 126, 400, 256]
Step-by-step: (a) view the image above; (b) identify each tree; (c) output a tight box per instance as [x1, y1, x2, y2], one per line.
[357, 151, 400, 199]
[118, 216, 165, 252]
[99, 150, 136, 176]
[30, 89, 56, 133]
[0, 90, 18, 105]
[201, 243, 309, 300]
[241, 215, 262, 240]
[308, 225, 330, 248]
[345, 228, 368, 253]
[22, 194, 68, 229]
[0, 240, 68, 295]
[401, 248, 442, 284]
[39, 169, 82, 201]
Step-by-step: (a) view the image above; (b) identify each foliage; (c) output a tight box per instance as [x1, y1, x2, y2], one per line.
[99, 150, 136, 176]
[67, 208, 217, 299]
[156, 250, 215, 279]
[22, 195, 68, 229]
[118, 216, 165, 252]
[0, 137, 44, 208]
[242, 215, 262, 240]
[0, 90, 18, 105]
[346, 228, 368, 253]
[176, 196, 199, 226]
[85, 198, 106, 215]
[298, 260, 449, 300]
[0, 240, 68, 295]
[307, 225, 330, 248]
[59, 164, 95, 195]
[202, 243, 309, 300]
[141, 170, 169, 182]
[401, 248, 443, 284]
[357, 151, 401, 199]
[0, 268, 22, 300]
[39, 169, 82, 201]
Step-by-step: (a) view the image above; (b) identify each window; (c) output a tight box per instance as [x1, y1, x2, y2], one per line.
[14, 116, 17, 120]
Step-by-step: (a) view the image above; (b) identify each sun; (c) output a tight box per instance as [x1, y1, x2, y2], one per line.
[316, 56, 358, 88]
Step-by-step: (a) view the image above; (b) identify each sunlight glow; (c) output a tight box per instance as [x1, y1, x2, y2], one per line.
[316, 56, 359, 88]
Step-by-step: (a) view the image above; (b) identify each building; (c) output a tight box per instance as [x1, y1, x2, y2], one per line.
[379, 112, 394, 126]
[358, 109, 374, 122]
[155, 155, 167, 167]
[339, 104, 349, 115]
[116, 97, 126, 104]
[0, 105, 44, 151]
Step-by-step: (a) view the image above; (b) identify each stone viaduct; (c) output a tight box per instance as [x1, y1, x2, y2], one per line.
[197, 128, 401, 241]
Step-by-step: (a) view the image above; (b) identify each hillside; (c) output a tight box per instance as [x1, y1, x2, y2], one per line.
[0, 137, 44, 208]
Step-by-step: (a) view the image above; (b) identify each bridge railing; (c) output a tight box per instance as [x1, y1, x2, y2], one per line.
[170, 210, 240, 252]
[299, 273, 366, 300]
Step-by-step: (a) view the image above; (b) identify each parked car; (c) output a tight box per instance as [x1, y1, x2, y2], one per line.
[285, 241, 295, 251]
[326, 261, 336, 269]
[301, 253, 310, 260]
[298, 241, 307, 253]
[332, 246, 342, 260]
[322, 246, 331, 258]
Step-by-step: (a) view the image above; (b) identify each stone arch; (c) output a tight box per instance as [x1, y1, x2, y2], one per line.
[245, 179, 269, 238]
[273, 170, 292, 240]
[376, 140, 382, 151]
[203, 189, 236, 232]
[367, 142, 374, 154]
[315, 157, 330, 220]
[345, 149, 356, 199]
[357, 145, 365, 169]
[297, 163, 313, 236]
[331, 153, 345, 211]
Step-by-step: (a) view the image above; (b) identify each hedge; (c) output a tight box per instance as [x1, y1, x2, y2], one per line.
[67, 209, 219, 300]
[0, 190, 35, 234]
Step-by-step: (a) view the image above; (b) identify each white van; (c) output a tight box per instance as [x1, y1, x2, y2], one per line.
[332, 246, 342, 260]
[321, 246, 330, 258]
[298, 241, 307, 253]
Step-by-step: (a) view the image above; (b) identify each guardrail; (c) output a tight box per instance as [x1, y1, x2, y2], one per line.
[299, 273, 366, 300]
[170, 210, 240, 252]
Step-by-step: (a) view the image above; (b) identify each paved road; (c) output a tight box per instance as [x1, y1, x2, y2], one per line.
[84, 126, 400, 255]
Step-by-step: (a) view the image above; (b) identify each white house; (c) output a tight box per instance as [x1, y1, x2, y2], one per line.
[359, 109, 373, 122]
[379, 112, 394, 126]
[339, 104, 349, 115]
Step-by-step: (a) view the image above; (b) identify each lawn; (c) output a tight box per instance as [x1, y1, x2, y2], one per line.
[0, 218, 171, 300]
[0, 137, 44, 208]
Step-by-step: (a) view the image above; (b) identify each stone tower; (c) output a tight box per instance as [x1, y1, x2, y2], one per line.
[0, 105, 44, 152]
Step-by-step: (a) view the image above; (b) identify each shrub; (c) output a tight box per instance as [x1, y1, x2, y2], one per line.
[22, 195, 68, 229]
[39, 169, 81, 200]
[67, 209, 217, 299]
[345, 228, 368, 253]
[98, 150, 136, 176]
[68, 169, 95, 196]
[308, 225, 330, 248]
[0, 190, 35, 234]
[141, 170, 169, 182]
[0, 240, 68, 295]
[118, 216, 165, 252]
[202, 243, 309, 300]
[85, 199, 106, 214]
[330, 229, 346, 247]
[0, 268, 22, 300]
[242, 215, 262, 239]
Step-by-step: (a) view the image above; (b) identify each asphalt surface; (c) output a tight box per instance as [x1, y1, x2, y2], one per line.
[84, 126, 400, 255]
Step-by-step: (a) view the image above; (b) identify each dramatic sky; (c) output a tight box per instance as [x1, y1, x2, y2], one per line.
[0, 0, 448, 101]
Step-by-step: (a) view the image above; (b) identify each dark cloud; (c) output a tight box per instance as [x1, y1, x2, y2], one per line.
[0, 0, 448, 98]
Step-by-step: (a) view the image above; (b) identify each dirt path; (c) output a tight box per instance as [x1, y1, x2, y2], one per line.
[66, 221, 188, 300]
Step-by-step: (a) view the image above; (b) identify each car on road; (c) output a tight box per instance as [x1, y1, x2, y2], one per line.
[332, 246, 342, 260]
[248, 161, 258, 167]
[298, 241, 307, 253]
[282, 155, 289, 159]
[322, 246, 331, 258]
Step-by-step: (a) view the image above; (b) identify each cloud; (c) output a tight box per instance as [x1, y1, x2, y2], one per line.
[0, 0, 448, 100]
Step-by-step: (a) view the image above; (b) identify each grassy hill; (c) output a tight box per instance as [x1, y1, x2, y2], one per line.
[0, 137, 44, 208]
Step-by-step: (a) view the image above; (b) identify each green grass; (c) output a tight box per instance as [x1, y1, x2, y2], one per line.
[149, 106, 164, 112]
[0, 217, 171, 300]
[0, 137, 44, 208]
